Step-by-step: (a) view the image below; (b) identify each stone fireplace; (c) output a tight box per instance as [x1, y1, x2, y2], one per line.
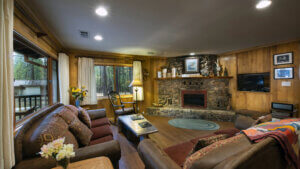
[181, 90, 207, 108]
[157, 78, 230, 110]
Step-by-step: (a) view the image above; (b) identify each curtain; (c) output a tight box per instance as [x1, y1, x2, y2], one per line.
[132, 61, 144, 101]
[0, 0, 15, 168]
[58, 53, 70, 105]
[78, 57, 97, 105]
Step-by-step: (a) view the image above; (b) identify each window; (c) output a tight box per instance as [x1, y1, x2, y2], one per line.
[95, 65, 133, 96]
[13, 33, 59, 122]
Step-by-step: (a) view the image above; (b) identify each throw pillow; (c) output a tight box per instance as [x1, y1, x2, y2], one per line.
[214, 128, 240, 137]
[188, 134, 228, 156]
[23, 114, 79, 158]
[65, 105, 79, 116]
[234, 115, 255, 130]
[78, 107, 92, 128]
[58, 107, 77, 124]
[69, 118, 93, 146]
[183, 134, 243, 169]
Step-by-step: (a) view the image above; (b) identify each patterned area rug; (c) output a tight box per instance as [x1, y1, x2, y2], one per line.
[168, 118, 220, 130]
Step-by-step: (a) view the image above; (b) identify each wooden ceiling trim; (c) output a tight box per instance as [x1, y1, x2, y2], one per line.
[14, 0, 64, 53]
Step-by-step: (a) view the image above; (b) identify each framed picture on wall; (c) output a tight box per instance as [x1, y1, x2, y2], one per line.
[184, 57, 199, 73]
[273, 52, 293, 65]
[274, 67, 294, 79]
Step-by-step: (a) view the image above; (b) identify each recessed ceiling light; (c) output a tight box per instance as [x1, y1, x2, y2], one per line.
[190, 52, 196, 56]
[94, 35, 103, 41]
[256, 0, 272, 9]
[95, 6, 108, 17]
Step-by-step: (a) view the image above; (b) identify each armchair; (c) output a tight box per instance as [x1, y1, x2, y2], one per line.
[108, 91, 136, 123]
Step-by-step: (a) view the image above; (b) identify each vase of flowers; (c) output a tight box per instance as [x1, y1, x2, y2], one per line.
[70, 86, 88, 107]
[39, 138, 75, 169]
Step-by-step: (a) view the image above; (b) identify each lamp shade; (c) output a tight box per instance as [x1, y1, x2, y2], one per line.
[129, 79, 143, 87]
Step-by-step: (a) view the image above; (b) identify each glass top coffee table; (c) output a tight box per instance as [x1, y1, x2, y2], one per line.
[118, 114, 158, 142]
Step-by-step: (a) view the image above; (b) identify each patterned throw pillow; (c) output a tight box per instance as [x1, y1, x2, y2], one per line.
[69, 118, 93, 146]
[183, 134, 243, 169]
[78, 107, 92, 128]
[188, 134, 228, 156]
[58, 107, 77, 124]
[65, 105, 79, 116]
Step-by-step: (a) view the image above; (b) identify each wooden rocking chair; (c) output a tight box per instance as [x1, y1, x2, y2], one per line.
[108, 91, 136, 123]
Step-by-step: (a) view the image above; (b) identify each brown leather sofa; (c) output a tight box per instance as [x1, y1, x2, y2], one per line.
[14, 103, 121, 169]
[138, 112, 291, 169]
[138, 135, 289, 169]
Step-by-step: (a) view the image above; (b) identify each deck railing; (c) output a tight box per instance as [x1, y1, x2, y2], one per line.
[14, 94, 48, 121]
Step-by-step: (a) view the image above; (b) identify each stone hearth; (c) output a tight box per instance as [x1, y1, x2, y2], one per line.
[146, 107, 235, 122]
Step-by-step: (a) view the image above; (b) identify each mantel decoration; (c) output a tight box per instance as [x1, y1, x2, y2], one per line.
[184, 57, 199, 74]
[39, 138, 75, 169]
[70, 86, 88, 107]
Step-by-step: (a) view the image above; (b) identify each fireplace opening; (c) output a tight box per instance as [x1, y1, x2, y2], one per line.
[181, 90, 207, 108]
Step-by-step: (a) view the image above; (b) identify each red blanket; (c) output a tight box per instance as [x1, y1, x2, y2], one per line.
[242, 118, 300, 169]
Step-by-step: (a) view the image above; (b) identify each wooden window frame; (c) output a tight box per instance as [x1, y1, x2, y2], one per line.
[94, 64, 133, 99]
[13, 31, 60, 127]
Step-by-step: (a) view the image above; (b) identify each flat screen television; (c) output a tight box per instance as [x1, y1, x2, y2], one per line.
[237, 72, 270, 92]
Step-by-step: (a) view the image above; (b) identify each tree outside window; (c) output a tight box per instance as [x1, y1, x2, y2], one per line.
[95, 65, 133, 96]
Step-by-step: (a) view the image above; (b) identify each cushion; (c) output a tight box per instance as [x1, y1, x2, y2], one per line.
[234, 115, 256, 130]
[164, 140, 196, 167]
[23, 113, 79, 158]
[91, 118, 110, 128]
[188, 134, 228, 156]
[253, 114, 273, 125]
[89, 135, 114, 145]
[78, 107, 92, 128]
[90, 125, 113, 140]
[115, 108, 135, 115]
[164, 134, 215, 167]
[214, 128, 240, 137]
[64, 105, 79, 116]
[58, 107, 77, 124]
[69, 118, 93, 146]
[183, 134, 244, 169]
[236, 109, 269, 120]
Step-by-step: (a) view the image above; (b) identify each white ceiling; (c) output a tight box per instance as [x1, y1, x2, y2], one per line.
[25, 0, 300, 57]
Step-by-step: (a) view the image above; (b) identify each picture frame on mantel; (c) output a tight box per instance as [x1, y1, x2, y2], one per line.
[273, 52, 293, 65]
[184, 57, 199, 74]
[274, 67, 294, 79]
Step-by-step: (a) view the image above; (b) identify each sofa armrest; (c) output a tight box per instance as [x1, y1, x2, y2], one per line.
[71, 140, 121, 166]
[138, 139, 181, 169]
[87, 108, 106, 120]
[15, 157, 56, 169]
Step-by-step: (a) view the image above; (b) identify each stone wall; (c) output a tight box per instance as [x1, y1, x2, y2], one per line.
[158, 78, 230, 110]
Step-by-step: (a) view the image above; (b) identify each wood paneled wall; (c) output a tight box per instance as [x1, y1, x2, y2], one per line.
[68, 51, 167, 120]
[220, 41, 300, 114]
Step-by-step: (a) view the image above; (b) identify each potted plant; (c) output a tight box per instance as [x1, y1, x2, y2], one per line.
[70, 86, 88, 107]
[39, 138, 75, 169]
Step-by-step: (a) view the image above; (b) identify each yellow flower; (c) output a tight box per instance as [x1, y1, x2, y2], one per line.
[82, 86, 86, 89]
[82, 91, 86, 97]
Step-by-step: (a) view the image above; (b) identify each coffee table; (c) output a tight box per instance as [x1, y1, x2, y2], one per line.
[118, 114, 158, 142]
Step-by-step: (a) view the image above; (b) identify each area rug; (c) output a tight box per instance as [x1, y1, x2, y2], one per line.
[168, 118, 220, 130]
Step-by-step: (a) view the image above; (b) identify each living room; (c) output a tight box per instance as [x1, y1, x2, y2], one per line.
[1, 0, 300, 169]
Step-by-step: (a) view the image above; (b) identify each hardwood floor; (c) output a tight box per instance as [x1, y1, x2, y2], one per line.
[113, 115, 235, 169]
